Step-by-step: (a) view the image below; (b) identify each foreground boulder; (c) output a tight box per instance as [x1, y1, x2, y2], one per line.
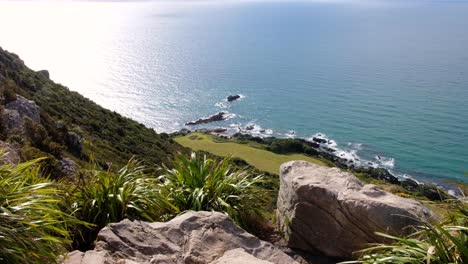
[63, 211, 297, 264]
[277, 161, 436, 258]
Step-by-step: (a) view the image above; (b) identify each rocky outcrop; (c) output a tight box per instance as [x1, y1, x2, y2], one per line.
[65, 132, 83, 155]
[37, 69, 50, 79]
[5, 95, 41, 123]
[62, 211, 297, 264]
[227, 95, 241, 102]
[277, 161, 436, 258]
[185, 112, 230, 126]
[2, 95, 41, 135]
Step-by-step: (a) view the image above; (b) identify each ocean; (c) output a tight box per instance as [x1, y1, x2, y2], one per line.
[0, 0, 467, 184]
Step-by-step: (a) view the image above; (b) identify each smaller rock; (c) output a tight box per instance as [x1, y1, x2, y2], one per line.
[367, 167, 400, 184]
[37, 70, 50, 79]
[227, 95, 241, 102]
[185, 112, 230, 126]
[312, 137, 327, 144]
[2, 109, 23, 134]
[65, 132, 83, 155]
[212, 127, 227, 133]
[245, 125, 255, 130]
[401, 178, 419, 192]
[61, 158, 78, 176]
[417, 184, 450, 201]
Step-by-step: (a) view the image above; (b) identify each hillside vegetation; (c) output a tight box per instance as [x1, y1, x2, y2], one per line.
[0, 46, 186, 173]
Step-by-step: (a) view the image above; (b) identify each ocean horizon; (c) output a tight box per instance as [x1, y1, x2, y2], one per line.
[0, 0, 467, 185]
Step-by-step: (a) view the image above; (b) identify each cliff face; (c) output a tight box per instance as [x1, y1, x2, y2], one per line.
[0, 47, 186, 176]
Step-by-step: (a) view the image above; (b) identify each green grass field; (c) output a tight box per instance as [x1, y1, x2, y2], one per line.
[175, 133, 329, 174]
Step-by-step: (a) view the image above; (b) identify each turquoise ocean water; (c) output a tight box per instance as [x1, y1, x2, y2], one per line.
[0, 0, 467, 184]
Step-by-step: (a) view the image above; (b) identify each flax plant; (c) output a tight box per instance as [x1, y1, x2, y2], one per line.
[0, 159, 78, 263]
[157, 152, 272, 229]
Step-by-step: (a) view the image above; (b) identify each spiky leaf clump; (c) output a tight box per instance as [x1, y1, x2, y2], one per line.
[158, 152, 272, 229]
[70, 159, 166, 250]
[0, 159, 77, 263]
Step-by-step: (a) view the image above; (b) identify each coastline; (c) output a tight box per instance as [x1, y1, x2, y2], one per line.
[172, 126, 464, 200]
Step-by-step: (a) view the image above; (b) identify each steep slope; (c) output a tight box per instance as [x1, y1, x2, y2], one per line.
[0, 47, 186, 176]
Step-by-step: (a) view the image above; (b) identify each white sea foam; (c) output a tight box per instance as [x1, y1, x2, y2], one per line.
[215, 102, 230, 109]
[223, 112, 236, 120]
[375, 155, 395, 169]
[286, 130, 296, 138]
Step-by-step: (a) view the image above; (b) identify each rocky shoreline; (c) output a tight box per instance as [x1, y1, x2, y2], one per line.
[171, 128, 454, 201]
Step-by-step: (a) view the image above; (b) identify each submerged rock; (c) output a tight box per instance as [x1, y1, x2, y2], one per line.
[185, 112, 230, 126]
[227, 94, 241, 102]
[62, 211, 297, 264]
[277, 161, 436, 258]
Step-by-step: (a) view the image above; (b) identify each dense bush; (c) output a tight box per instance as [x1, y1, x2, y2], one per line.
[268, 138, 305, 154]
[157, 152, 272, 229]
[0, 159, 79, 263]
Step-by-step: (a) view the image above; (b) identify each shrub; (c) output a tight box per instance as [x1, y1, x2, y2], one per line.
[0, 159, 78, 263]
[344, 200, 468, 264]
[3, 79, 17, 103]
[157, 152, 272, 229]
[69, 159, 166, 250]
[268, 138, 304, 154]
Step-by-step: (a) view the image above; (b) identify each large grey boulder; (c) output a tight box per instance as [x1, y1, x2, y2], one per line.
[277, 161, 436, 258]
[62, 211, 297, 264]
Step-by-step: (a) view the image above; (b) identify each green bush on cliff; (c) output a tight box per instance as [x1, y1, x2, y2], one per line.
[0, 159, 80, 263]
[157, 152, 273, 230]
[350, 200, 468, 264]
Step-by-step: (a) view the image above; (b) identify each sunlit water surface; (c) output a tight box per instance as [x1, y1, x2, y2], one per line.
[0, 0, 467, 184]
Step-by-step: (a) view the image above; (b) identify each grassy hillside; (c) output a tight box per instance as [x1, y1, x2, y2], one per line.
[0, 47, 186, 173]
[175, 132, 330, 174]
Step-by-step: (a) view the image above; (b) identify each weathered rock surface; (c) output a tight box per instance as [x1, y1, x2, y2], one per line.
[62, 211, 297, 264]
[0, 141, 20, 165]
[37, 69, 50, 79]
[211, 249, 273, 264]
[185, 112, 230, 126]
[5, 95, 41, 123]
[65, 132, 83, 155]
[2, 109, 23, 134]
[2, 95, 41, 135]
[61, 158, 78, 176]
[277, 161, 436, 258]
